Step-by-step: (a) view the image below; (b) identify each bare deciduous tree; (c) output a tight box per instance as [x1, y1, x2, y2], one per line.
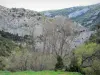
[43, 16, 76, 60]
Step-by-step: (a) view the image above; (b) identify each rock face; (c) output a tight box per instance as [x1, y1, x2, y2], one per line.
[0, 5, 93, 51]
[71, 31, 93, 49]
[68, 8, 89, 18]
[0, 6, 43, 36]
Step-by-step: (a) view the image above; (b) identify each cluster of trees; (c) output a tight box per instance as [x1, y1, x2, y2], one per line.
[0, 16, 77, 71]
[1, 16, 99, 75]
[0, 36, 16, 70]
[72, 24, 100, 75]
[42, 16, 77, 70]
[89, 24, 100, 43]
[54, 24, 100, 75]
[0, 30, 25, 41]
[74, 43, 100, 75]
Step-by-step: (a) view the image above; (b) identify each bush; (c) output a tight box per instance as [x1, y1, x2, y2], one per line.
[74, 43, 100, 75]
[0, 37, 17, 70]
[55, 55, 64, 70]
[6, 49, 56, 71]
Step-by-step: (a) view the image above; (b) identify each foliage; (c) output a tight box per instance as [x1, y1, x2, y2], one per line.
[75, 43, 97, 64]
[74, 23, 100, 75]
[89, 24, 100, 44]
[0, 36, 26, 70]
[0, 37, 15, 57]
[6, 49, 56, 71]
[43, 16, 77, 72]
[0, 30, 24, 42]
[0, 36, 17, 70]
[65, 55, 81, 73]
[55, 55, 64, 70]
[74, 43, 100, 75]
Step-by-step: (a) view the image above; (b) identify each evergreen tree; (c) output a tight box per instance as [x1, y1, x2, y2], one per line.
[55, 55, 64, 70]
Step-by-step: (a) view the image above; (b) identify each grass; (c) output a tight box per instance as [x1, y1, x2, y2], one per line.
[0, 71, 82, 75]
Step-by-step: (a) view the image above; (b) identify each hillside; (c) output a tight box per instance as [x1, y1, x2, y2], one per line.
[43, 3, 100, 30]
[0, 5, 95, 72]
[0, 5, 92, 50]
[0, 5, 43, 36]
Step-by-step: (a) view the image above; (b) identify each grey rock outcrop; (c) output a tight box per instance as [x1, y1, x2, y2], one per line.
[0, 6, 43, 37]
[0, 5, 93, 51]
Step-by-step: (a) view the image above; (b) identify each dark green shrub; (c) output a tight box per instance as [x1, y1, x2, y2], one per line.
[55, 55, 64, 70]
